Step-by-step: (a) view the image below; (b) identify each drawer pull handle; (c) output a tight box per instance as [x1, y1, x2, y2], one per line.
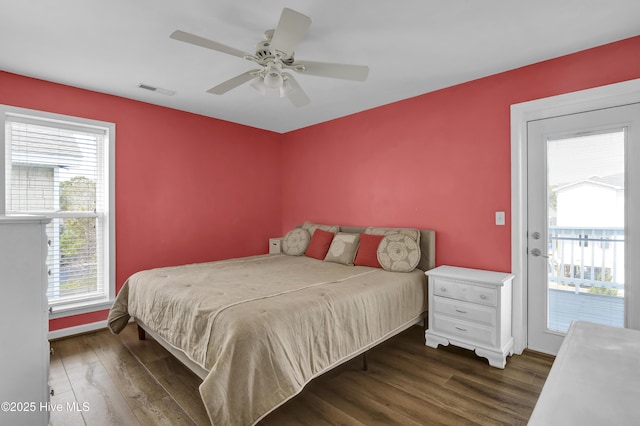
[480, 294, 487, 300]
[455, 326, 467, 332]
[440, 287, 447, 292]
[455, 309, 467, 314]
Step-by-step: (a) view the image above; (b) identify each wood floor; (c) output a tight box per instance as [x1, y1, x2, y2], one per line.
[49, 324, 553, 425]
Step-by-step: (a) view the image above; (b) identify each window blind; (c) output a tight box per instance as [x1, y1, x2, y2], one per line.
[5, 114, 107, 305]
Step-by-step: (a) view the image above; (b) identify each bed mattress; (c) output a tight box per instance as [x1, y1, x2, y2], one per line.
[108, 253, 426, 425]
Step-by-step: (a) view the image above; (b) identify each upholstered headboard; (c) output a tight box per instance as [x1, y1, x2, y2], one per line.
[337, 225, 436, 272]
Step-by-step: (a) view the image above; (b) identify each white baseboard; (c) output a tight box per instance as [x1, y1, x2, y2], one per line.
[48, 320, 108, 340]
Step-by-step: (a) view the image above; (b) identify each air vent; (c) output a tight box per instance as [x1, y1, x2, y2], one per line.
[138, 83, 175, 96]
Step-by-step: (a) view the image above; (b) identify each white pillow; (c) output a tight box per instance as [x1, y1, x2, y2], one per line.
[377, 233, 421, 272]
[282, 228, 311, 256]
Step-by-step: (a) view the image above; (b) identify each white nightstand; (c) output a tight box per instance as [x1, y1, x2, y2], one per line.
[269, 237, 283, 254]
[425, 265, 514, 368]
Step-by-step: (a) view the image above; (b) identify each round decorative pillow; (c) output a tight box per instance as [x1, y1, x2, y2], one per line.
[376, 233, 421, 272]
[282, 228, 311, 256]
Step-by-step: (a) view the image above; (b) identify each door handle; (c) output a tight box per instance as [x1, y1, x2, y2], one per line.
[531, 248, 549, 258]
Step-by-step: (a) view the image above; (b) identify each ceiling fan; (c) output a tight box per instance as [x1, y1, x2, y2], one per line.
[170, 8, 369, 107]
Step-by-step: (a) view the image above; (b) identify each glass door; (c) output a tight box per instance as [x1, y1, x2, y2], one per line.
[527, 103, 640, 354]
[545, 130, 625, 333]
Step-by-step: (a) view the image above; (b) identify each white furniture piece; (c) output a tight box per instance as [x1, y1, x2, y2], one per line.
[529, 321, 640, 425]
[0, 215, 51, 426]
[269, 237, 283, 254]
[425, 265, 514, 368]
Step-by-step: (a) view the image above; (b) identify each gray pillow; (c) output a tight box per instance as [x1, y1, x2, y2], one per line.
[364, 226, 421, 246]
[324, 232, 360, 265]
[302, 221, 340, 236]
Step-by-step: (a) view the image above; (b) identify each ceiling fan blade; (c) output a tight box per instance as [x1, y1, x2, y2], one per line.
[293, 61, 369, 81]
[282, 73, 310, 107]
[269, 8, 311, 57]
[170, 30, 249, 59]
[207, 70, 260, 95]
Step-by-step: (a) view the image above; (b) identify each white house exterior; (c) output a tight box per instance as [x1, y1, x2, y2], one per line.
[556, 175, 624, 227]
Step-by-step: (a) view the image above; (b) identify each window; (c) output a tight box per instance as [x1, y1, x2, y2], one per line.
[1, 105, 115, 315]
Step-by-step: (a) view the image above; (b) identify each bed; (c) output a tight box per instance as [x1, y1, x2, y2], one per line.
[107, 224, 435, 425]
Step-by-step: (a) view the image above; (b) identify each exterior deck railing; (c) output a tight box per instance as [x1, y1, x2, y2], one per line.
[547, 226, 624, 295]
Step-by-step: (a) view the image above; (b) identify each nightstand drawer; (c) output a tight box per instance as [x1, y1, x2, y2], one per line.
[433, 278, 497, 307]
[433, 314, 496, 347]
[433, 296, 496, 326]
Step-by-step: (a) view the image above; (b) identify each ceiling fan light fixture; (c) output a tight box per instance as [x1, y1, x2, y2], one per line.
[263, 70, 283, 89]
[250, 77, 267, 94]
[280, 78, 293, 98]
[170, 7, 369, 106]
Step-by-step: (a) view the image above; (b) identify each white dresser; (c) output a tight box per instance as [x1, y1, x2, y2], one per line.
[0, 215, 51, 425]
[529, 321, 640, 425]
[425, 265, 514, 368]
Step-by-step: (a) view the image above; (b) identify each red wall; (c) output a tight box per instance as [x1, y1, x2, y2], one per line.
[0, 71, 283, 331]
[280, 35, 640, 273]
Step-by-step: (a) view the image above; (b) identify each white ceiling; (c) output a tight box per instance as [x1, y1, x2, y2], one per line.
[2, 1, 639, 133]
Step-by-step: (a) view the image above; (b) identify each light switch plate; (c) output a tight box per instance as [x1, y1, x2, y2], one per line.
[496, 211, 505, 226]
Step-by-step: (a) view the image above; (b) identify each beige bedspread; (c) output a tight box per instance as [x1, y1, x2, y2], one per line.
[108, 254, 426, 425]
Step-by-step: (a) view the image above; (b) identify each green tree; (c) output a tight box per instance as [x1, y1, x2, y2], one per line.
[60, 176, 96, 212]
[59, 177, 97, 293]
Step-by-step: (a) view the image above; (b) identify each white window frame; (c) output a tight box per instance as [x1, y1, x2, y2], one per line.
[0, 105, 115, 318]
